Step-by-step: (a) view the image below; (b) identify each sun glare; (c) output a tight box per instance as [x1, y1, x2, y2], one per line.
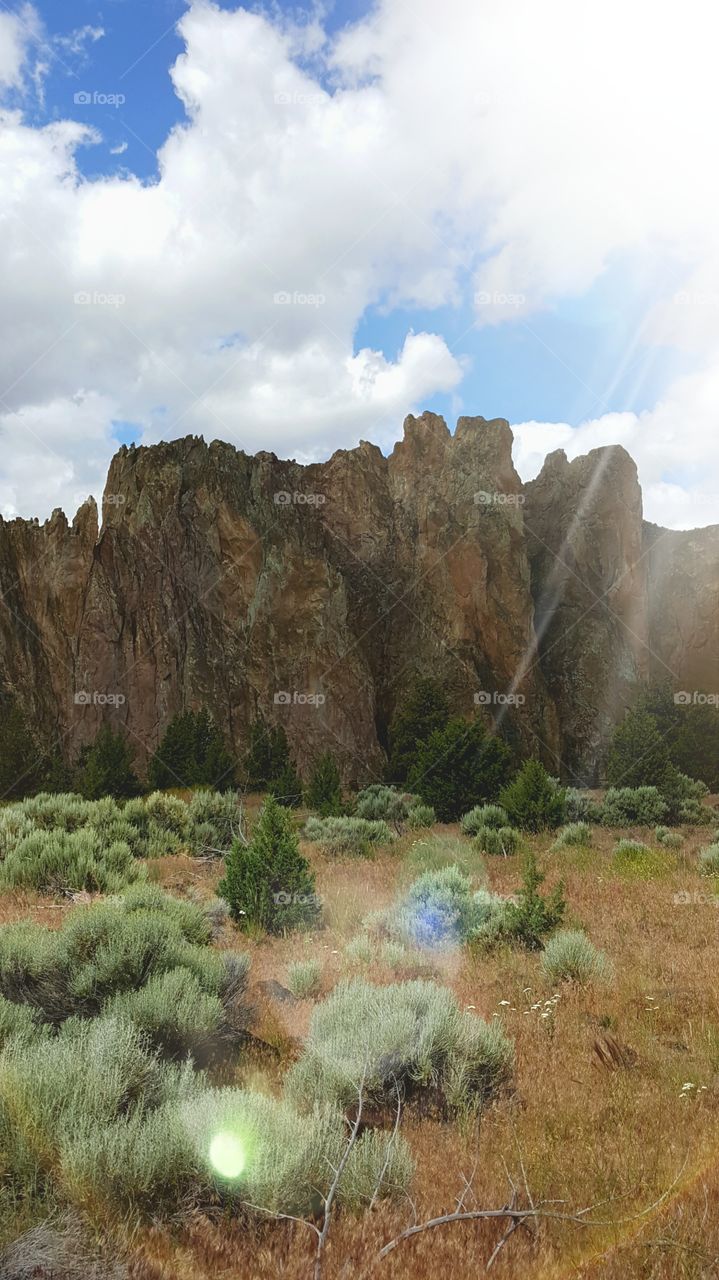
[209, 1132, 246, 1180]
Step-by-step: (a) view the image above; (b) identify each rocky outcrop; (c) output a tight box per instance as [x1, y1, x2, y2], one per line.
[0, 414, 716, 784]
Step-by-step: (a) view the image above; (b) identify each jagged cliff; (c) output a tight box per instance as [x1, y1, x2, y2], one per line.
[1, 413, 717, 784]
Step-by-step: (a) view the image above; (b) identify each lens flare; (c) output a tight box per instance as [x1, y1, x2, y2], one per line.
[209, 1131, 246, 1179]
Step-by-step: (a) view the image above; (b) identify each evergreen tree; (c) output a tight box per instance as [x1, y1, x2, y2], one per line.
[147, 711, 197, 789]
[244, 716, 291, 790]
[76, 724, 141, 799]
[606, 708, 674, 790]
[218, 794, 319, 932]
[147, 708, 236, 790]
[0, 700, 43, 800]
[410, 717, 513, 822]
[386, 677, 450, 784]
[672, 703, 719, 791]
[306, 751, 343, 816]
[268, 759, 304, 808]
[498, 758, 566, 832]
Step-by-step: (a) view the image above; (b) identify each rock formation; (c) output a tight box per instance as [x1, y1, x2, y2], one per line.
[0, 413, 716, 784]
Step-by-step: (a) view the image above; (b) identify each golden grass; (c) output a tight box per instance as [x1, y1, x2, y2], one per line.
[4, 813, 719, 1277]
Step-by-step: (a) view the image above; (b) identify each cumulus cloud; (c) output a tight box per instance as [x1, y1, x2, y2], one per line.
[0, 0, 718, 526]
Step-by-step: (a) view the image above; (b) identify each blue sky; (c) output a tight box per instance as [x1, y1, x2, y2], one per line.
[1, 0, 717, 527]
[25, 0, 678, 432]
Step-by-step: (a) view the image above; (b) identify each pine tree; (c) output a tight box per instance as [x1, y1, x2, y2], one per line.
[410, 717, 512, 822]
[77, 724, 141, 799]
[498, 758, 566, 832]
[306, 751, 343, 816]
[218, 794, 319, 932]
[606, 708, 674, 790]
[147, 711, 197, 789]
[244, 716, 290, 790]
[268, 759, 304, 807]
[386, 677, 450, 784]
[672, 703, 719, 791]
[147, 708, 236, 791]
[0, 700, 43, 800]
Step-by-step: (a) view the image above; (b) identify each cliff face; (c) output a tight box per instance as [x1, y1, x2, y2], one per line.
[0, 414, 716, 784]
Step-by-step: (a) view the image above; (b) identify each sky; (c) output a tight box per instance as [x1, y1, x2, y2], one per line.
[0, 0, 718, 527]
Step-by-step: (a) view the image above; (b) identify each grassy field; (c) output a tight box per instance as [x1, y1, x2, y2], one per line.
[2, 800, 719, 1279]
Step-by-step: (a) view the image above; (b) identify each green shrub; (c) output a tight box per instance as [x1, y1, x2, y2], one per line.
[370, 866, 479, 949]
[144, 792, 190, 840]
[612, 839, 671, 878]
[406, 802, 436, 829]
[0, 828, 142, 894]
[410, 718, 513, 822]
[188, 790, 244, 853]
[104, 968, 225, 1059]
[181, 1087, 413, 1214]
[0, 994, 46, 1049]
[286, 959, 322, 999]
[541, 930, 611, 984]
[472, 852, 565, 951]
[286, 978, 513, 1115]
[303, 815, 394, 857]
[219, 795, 320, 933]
[355, 785, 409, 823]
[474, 826, 522, 856]
[698, 844, 719, 876]
[564, 788, 602, 823]
[345, 934, 374, 966]
[655, 825, 684, 849]
[552, 822, 592, 849]
[600, 786, 668, 827]
[460, 804, 509, 836]
[0, 885, 247, 1044]
[306, 752, 343, 817]
[499, 760, 566, 832]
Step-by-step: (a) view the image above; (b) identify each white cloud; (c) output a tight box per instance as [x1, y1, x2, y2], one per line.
[0, 0, 718, 527]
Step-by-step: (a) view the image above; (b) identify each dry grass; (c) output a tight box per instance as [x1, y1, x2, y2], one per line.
[3, 808, 719, 1278]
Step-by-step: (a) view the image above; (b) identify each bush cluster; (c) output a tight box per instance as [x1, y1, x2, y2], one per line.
[541, 930, 611, 984]
[286, 978, 513, 1116]
[220, 795, 320, 933]
[0, 790, 245, 894]
[0, 884, 250, 1057]
[304, 815, 394, 858]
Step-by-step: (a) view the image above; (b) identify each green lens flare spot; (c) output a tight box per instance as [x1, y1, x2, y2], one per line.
[209, 1131, 246, 1179]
